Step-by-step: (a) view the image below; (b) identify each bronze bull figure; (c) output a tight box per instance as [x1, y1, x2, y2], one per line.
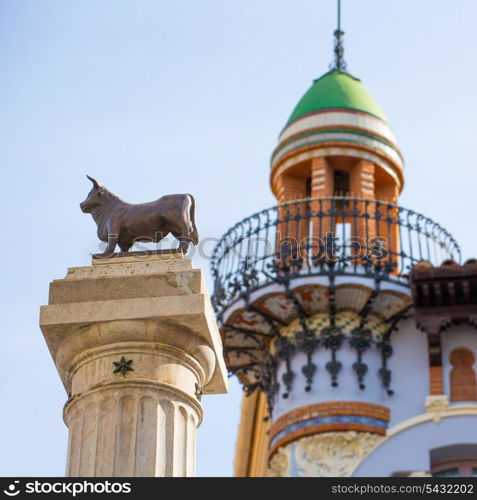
[80, 175, 198, 255]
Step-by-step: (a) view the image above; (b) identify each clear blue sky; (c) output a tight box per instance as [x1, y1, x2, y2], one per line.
[1, 0, 476, 477]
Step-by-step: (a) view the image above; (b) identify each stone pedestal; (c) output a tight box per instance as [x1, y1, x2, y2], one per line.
[40, 251, 227, 477]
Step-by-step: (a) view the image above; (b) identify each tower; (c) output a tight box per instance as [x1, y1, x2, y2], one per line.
[211, 4, 477, 477]
[271, 62, 403, 206]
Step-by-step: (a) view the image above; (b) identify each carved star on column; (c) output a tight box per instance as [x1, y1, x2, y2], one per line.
[113, 356, 134, 376]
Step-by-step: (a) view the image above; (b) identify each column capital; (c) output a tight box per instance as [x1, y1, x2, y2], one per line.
[40, 252, 227, 395]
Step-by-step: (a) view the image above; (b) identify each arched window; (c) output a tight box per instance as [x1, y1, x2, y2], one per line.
[450, 348, 477, 402]
[431, 445, 477, 477]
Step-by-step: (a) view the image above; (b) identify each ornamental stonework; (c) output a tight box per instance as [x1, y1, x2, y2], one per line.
[268, 447, 291, 478]
[268, 431, 382, 477]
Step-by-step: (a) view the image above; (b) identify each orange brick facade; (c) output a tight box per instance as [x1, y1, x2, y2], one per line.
[270, 140, 402, 270]
[450, 348, 477, 402]
[429, 365, 444, 395]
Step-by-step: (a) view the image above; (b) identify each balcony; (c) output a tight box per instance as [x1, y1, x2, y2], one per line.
[211, 197, 461, 319]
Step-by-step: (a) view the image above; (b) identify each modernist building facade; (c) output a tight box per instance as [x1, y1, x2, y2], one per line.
[210, 35, 477, 477]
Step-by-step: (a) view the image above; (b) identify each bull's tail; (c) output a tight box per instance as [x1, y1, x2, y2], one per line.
[187, 194, 199, 245]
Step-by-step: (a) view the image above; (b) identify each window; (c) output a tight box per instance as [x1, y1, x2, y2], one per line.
[333, 169, 350, 196]
[306, 177, 312, 198]
[433, 467, 459, 477]
[431, 445, 477, 477]
[433, 462, 477, 478]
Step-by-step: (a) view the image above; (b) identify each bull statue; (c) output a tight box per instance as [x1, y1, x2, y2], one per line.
[80, 175, 199, 255]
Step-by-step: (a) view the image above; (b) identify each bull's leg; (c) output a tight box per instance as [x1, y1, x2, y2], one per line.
[103, 232, 119, 256]
[153, 231, 168, 245]
[179, 240, 189, 253]
[119, 241, 133, 252]
[172, 231, 192, 254]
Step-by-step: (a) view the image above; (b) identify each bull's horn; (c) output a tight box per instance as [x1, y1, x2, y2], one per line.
[86, 175, 102, 189]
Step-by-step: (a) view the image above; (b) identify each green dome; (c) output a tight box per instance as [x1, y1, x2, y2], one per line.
[286, 70, 387, 125]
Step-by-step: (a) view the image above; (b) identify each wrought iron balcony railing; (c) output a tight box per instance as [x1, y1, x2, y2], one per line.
[210, 197, 461, 319]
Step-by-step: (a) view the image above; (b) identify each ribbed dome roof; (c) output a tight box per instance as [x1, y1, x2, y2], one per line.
[286, 70, 387, 125]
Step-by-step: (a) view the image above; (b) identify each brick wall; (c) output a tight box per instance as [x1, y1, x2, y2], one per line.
[450, 348, 477, 402]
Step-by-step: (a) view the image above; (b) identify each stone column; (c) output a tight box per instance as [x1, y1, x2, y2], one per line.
[40, 251, 227, 477]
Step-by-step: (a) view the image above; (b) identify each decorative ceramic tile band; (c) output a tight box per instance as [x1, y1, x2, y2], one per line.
[271, 130, 404, 172]
[269, 401, 390, 457]
[280, 109, 397, 146]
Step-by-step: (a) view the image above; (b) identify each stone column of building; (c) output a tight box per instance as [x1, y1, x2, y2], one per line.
[40, 251, 227, 477]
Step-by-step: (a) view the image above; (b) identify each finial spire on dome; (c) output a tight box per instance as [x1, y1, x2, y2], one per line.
[331, 0, 347, 71]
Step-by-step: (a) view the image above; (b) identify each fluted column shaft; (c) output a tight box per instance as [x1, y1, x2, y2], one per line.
[60, 320, 208, 477]
[65, 386, 200, 477]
